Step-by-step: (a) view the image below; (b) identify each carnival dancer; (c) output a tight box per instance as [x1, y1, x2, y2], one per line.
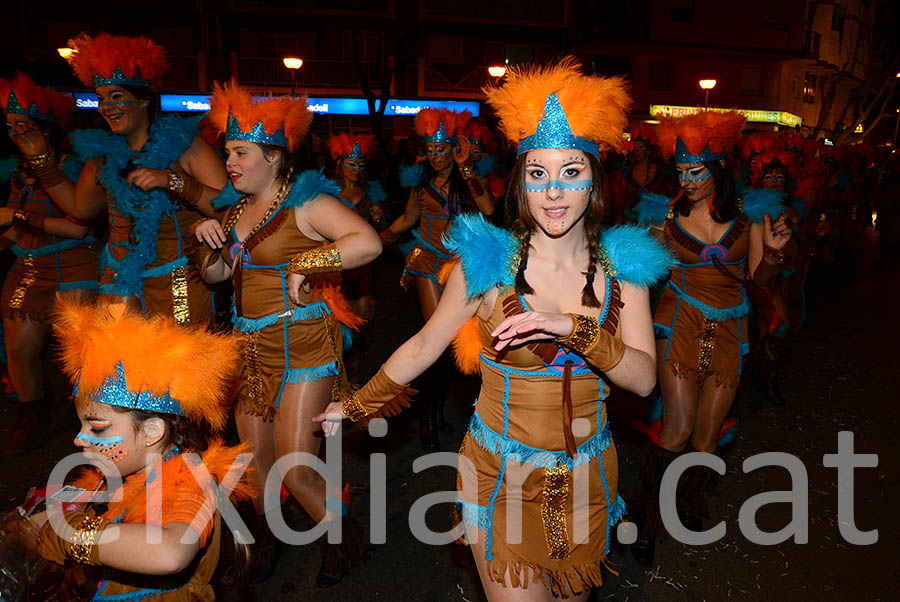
[621, 123, 678, 224]
[631, 111, 792, 564]
[4, 300, 253, 600]
[327, 133, 386, 319]
[0, 73, 99, 455]
[54, 33, 225, 322]
[466, 123, 508, 211]
[316, 58, 671, 600]
[193, 81, 381, 588]
[379, 108, 495, 449]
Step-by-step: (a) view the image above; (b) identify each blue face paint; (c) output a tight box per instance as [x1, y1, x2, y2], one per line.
[678, 168, 712, 183]
[426, 148, 452, 157]
[98, 99, 136, 111]
[76, 432, 124, 447]
[343, 161, 365, 170]
[524, 179, 592, 192]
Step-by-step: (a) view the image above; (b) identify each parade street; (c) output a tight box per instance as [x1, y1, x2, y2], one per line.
[3, 252, 896, 602]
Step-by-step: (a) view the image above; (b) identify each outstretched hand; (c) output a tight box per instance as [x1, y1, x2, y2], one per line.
[454, 136, 472, 167]
[763, 213, 792, 250]
[312, 401, 347, 437]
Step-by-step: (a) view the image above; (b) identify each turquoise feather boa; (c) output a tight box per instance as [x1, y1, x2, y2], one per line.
[68, 115, 201, 296]
[367, 180, 386, 204]
[210, 169, 341, 210]
[600, 225, 674, 287]
[442, 213, 518, 299]
[634, 191, 671, 225]
[399, 163, 425, 188]
[741, 187, 786, 224]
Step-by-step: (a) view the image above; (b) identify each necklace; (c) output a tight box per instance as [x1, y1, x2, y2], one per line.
[225, 169, 293, 239]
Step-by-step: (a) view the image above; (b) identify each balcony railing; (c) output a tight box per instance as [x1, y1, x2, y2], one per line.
[424, 64, 493, 95]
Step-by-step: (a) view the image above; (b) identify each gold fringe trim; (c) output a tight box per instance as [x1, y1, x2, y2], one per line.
[8, 255, 36, 310]
[487, 553, 617, 599]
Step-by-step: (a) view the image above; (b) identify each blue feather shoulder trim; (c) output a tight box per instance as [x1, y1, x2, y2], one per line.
[600, 225, 673, 287]
[283, 169, 342, 209]
[474, 154, 496, 178]
[69, 129, 113, 161]
[0, 157, 19, 183]
[741, 187, 786, 224]
[210, 179, 242, 209]
[634, 192, 672, 225]
[367, 180, 386, 204]
[442, 213, 518, 299]
[399, 163, 425, 188]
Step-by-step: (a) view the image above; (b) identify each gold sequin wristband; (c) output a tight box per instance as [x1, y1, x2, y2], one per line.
[26, 152, 57, 168]
[68, 514, 107, 565]
[763, 244, 784, 265]
[287, 244, 342, 275]
[342, 390, 369, 423]
[555, 313, 601, 354]
[460, 165, 476, 179]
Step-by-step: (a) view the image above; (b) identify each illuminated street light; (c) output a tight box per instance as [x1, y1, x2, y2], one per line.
[488, 65, 507, 78]
[699, 79, 717, 109]
[283, 57, 303, 95]
[57, 47, 74, 60]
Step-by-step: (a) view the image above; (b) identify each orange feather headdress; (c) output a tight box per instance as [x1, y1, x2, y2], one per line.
[53, 301, 239, 432]
[66, 33, 168, 89]
[656, 110, 745, 162]
[327, 133, 375, 161]
[482, 56, 631, 158]
[208, 80, 312, 151]
[0, 72, 75, 127]
[414, 108, 471, 143]
[465, 123, 498, 153]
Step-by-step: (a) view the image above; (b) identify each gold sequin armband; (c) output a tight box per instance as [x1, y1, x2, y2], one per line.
[556, 313, 601, 353]
[341, 365, 417, 427]
[68, 514, 107, 566]
[166, 169, 185, 195]
[555, 313, 626, 373]
[26, 152, 57, 168]
[287, 244, 343, 275]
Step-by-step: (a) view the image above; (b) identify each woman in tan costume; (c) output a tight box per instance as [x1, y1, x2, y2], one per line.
[317, 59, 671, 600]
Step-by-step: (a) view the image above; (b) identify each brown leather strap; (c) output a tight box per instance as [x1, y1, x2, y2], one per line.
[500, 293, 557, 363]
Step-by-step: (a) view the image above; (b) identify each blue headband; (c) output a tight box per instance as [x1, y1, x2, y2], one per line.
[92, 66, 152, 89]
[339, 140, 365, 160]
[73, 361, 184, 416]
[225, 114, 288, 147]
[516, 93, 600, 159]
[5, 92, 59, 125]
[424, 122, 457, 144]
[674, 137, 724, 163]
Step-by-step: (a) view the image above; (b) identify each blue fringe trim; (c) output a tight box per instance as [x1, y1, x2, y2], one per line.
[0, 157, 18, 183]
[442, 213, 518, 299]
[142, 256, 188, 279]
[667, 281, 750, 321]
[740, 341, 750, 356]
[284, 361, 339, 383]
[741, 187, 786, 224]
[58, 280, 99, 293]
[467, 411, 611, 470]
[653, 323, 672, 340]
[648, 395, 664, 422]
[283, 169, 342, 209]
[399, 163, 425, 188]
[456, 499, 492, 531]
[609, 494, 626, 527]
[231, 300, 330, 332]
[474, 154, 496, 178]
[68, 115, 200, 294]
[600, 225, 674, 287]
[634, 191, 671, 225]
[367, 180, 386, 204]
[11, 236, 97, 258]
[210, 179, 242, 209]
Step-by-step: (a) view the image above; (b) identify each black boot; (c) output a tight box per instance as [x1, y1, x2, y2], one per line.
[631, 444, 680, 567]
[315, 516, 368, 589]
[4, 397, 51, 456]
[417, 353, 451, 451]
[676, 449, 719, 533]
[247, 512, 286, 585]
[765, 375, 786, 406]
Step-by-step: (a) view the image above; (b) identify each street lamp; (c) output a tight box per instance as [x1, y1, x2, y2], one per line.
[699, 79, 717, 110]
[57, 47, 74, 60]
[488, 65, 507, 78]
[283, 57, 303, 96]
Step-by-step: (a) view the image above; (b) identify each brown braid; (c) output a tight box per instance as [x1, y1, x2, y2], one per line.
[512, 223, 534, 295]
[582, 234, 602, 308]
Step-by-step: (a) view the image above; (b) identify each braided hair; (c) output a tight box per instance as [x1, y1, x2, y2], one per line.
[506, 152, 609, 308]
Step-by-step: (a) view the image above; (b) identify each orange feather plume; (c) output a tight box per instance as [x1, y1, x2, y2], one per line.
[66, 33, 168, 89]
[451, 317, 482, 375]
[629, 122, 657, 147]
[483, 57, 631, 152]
[0, 72, 75, 127]
[414, 108, 471, 138]
[321, 284, 366, 331]
[326, 133, 376, 161]
[53, 300, 239, 432]
[740, 132, 775, 160]
[208, 80, 313, 151]
[656, 110, 745, 160]
[465, 123, 498, 153]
